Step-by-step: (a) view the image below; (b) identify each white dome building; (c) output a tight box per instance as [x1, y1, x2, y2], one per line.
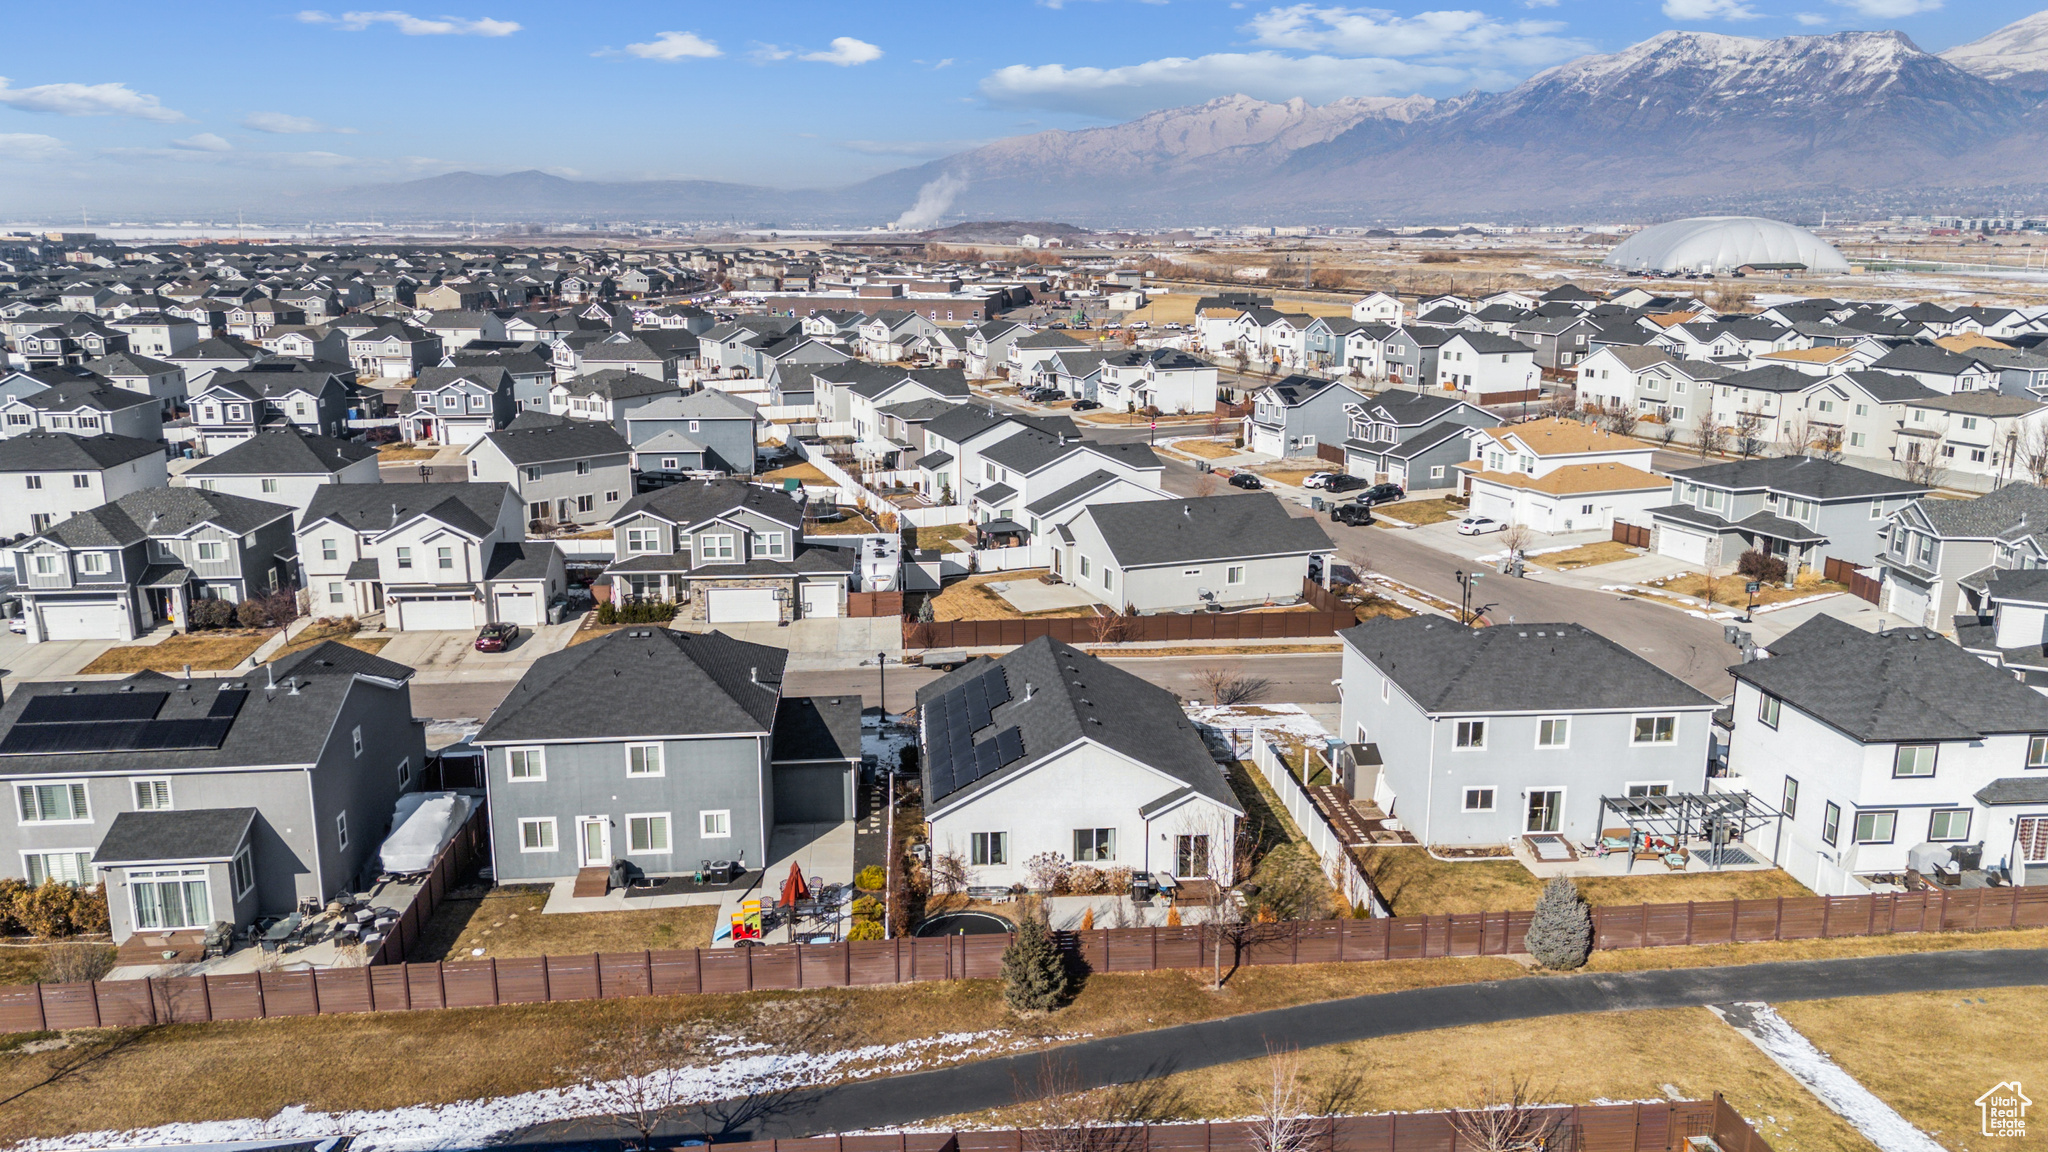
[1603, 216, 1851, 275]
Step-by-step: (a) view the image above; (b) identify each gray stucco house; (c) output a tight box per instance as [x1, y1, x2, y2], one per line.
[1341, 391, 1501, 491]
[624, 390, 761, 477]
[1650, 457, 1930, 578]
[0, 642, 427, 944]
[474, 628, 861, 884]
[1058, 493, 1334, 614]
[1243, 376, 1369, 459]
[604, 479, 853, 623]
[1338, 617, 1718, 846]
[1876, 482, 2048, 632]
[465, 413, 634, 530]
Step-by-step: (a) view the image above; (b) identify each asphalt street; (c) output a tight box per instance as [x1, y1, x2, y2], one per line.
[515, 947, 2048, 1143]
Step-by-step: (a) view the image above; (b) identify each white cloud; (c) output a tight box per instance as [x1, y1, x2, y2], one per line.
[297, 10, 520, 36]
[172, 132, 233, 152]
[241, 111, 356, 134]
[0, 77, 188, 122]
[1830, 0, 1940, 15]
[0, 133, 65, 161]
[750, 43, 795, 62]
[622, 31, 722, 60]
[1794, 11, 1830, 22]
[1662, 0, 1761, 17]
[980, 52, 1470, 117]
[800, 37, 883, 66]
[1244, 5, 1591, 67]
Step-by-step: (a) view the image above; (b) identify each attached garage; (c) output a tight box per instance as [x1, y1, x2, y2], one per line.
[772, 763, 852, 823]
[492, 592, 541, 626]
[800, 583, 840, 619]
[396, 596, 477, 631]
[38, 600, 128, 642]
[1467, 487, 1515, 523]
[1658, 526, 1712, 566]
[447, 421, 488, 447]
[708, 588, 779, 623]
[1885, 577, 1931, 628]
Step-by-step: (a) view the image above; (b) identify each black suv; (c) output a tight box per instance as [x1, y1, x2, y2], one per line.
[1329, 502, 1375, 527]
[1228, 472, 1264, 490]
[1359, 482, 1405, 506]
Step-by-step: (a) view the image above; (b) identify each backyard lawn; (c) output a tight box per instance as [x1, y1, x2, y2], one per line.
[79, 631, 272, 675]
[927, 570, 1096, 621]
[0, 943, 114, 985]
[408, 885, 718, 962]
[1355, 846, 1815, 917]
[759, 461, 833, 486]
[1373, 498, 1464, 527]
[907, 522, 972, 551]
[808, 513, 880, 536]
[1532, 541, 1643, 570]
[375, 444, 438, 462]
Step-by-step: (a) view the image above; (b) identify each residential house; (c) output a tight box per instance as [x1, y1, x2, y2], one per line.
[0, 377, 164, 444]
[603, 479, 854, 623]
[1955, 566, 2048, 689]
[624, 390, 760, 477]
[1058, 493, 1334, 614]
[445, 349, 555, 412]
[1435, 331, 1541, 401]
[163, 335, 267, 391]
[1337, 616, 1717, 846]
[916, 405, 1081, 508]
[1458, 419, 1667, 533]
[418, 310, 502, 352]
[1876, 483, 2048, 631]
[0, 432, 167, 539]
[105, 312, 203, 359]
[183, 427, 381, 521]
[475, 628, 862, 884]
[0, 643, 428, 944]
[1094, 348, 1218, 416]
[78, 353, 185, 414]
[918, 636, 1243, 891]
[972, 431, 1164, 540]
[1350, 292, 1403, 324]
[1895, 392, 2047, 484]
[963, 320, 1027, 379]
[12, 488, 295, 641]
[1007, 330, 1088, 382]
[1724, 615, 2048, 894]
[1869, 345, 2001, 394]
[547, 369, 679, 436]
[465, 414, 634, 530]
[406, 365, 517, 446]
[1341, 391, 1501, 491]
[349, 323, 442, 380]
[1243, 376, 1367, 459]
[1511, 314, 1603, 371]
[1649, 457, 1929, 576]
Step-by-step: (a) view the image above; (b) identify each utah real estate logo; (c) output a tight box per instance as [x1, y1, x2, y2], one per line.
[1976, 1081, 2030, 1138]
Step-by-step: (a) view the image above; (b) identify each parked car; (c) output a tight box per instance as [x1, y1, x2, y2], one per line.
[1359, 482, 1406, 506]
[1456, 515, 1504, 535]
[1330, 503, 1376, 527]
[475, 622, 520, 652]
[1072, 399, 1102, 411]
[1228, 472, 1264, 490]
[1302, 472, 1341, 489]
[6, 616, 23, 635]
[1324, 474, 1366, 492]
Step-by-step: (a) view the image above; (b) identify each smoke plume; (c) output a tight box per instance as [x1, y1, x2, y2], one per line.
[892, 173, 967, 230]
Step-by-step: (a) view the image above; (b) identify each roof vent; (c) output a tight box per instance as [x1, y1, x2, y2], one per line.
[62, 686, 76, 694]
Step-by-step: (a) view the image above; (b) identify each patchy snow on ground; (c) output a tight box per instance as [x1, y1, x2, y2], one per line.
[1710, 1002, 1945, 1152]
[1186, 702, 1331, 745]
[14, 1030, 1082, 1152]
[861, 720, 917, 773]
[1751, 591, 1845, 614]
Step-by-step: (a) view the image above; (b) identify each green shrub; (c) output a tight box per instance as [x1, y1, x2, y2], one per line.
[851, 896, 883, 921]
[596, 600, 616, 626]
[847, 920, 884, 942]
[855, 865, 887, 891]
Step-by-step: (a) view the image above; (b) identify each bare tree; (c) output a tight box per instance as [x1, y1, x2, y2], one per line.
[1243, 1045, 1324, 1152]
[1657, 422, 1681, 450]
[2017, 423, 2048, 485]
[1196, 664, 1274, 705]
[1194, 471, 1221, 497]
[1088, 606, 1141, 644]
[1016, 1055, 1183, 1152]
[1811, 424, 1845, 463]
[1693, 420, 1730, 460]
[1448, 1076, 1567, 1152]
[1899, 453, 1946, 489]
[1596, 403, 1640, 438]
[1499, 523, 1534, 573]
[1733, 409, 1767, 458]
[929, 848, 971, 901]
[572, 1016, 714, 1150]
[1540, 387, 1576, 421]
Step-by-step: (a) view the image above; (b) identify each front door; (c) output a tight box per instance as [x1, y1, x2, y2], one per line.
[578, 817, 611, 868]
[1525, 790, 1563, 834]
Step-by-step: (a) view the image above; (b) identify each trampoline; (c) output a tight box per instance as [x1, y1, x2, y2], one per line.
[913, 911, 1014, 937]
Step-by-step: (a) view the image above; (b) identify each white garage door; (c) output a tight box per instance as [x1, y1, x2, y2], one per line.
[40, 601, 125, 641]
[1886, 580, 1930, 627]
[1469, 489, 1514, 523]
[399, 597, 475, 631]
[801, 584, 840, 619]
[493, 593, 540, 626]
[447, 421, 487, 447]
[708, 588, 779, 623]
[1658, 528, 1711, 566]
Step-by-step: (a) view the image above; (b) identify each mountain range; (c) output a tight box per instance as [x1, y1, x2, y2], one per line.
[295, 9, 2048, 227]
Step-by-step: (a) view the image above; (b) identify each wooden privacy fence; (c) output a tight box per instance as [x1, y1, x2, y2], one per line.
[692, 1096, 1769, 1152]
[1612, 521, 1651, 548]
[3, 885, 2042, 1033]
[907, 611, 1350, 648]
[1822, 556, 1883, 604]
[368, 803, 487, 967]
[847, 591, 903, 618]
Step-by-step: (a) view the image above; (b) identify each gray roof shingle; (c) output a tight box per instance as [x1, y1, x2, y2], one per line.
[1083, 493, 1333, 567]
[186, 427, 377, 476]
[0, 432, 161, 472]
[94, 807, 256, 865]
[1341, 616, 1717, 714]
[1661, 456, 1929, 501]
[475, 627, 787, 743]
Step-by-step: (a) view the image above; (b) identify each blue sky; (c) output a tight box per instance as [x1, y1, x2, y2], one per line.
[0, 0, 2041, 216]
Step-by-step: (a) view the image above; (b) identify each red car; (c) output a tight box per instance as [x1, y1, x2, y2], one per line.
[475, 622, 520, 652]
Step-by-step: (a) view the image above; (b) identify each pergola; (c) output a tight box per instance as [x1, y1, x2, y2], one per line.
[1598, 790, 1784, 872]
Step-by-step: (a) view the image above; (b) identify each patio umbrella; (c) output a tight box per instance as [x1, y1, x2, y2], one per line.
[780, 862, 811, 942]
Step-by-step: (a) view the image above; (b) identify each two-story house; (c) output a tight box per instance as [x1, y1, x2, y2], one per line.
[1058, 493, 1334, 614]
[1724, 615, 2048, 894]
[1458, 418, 1667, 533]
[295, 481, 561, 629]
[0, 432, 167, 539]
[78, 352, 186, 414]
[918, 636, 1243, 890]
[1435, 332, 1541, 401]
[475, 628, 863, 885]
[1895, 392, 2048, 484]
[973, 430, 1164, 538]
[0, 642, 428, 945]
[623, 390, 760, 477]
[917, 405, 1083, 508]
[1339, 616, 1718, 846]
[350, 322, 442, 379]
[1649, 457, 1930, 578]
[465, 413, 634, 531]
[12, 488, 296, 641]
[1095, 348, 1218, 416]
[1341, 391, 1501, 492]
[547, 369, 680, 437]
[183, 427, 381, 521]
[0, 377, 164, 444]
[604, 479, 854, 623]
[1243, 376, 1368, 459]
[406, 365, 517, 446]
[963, 320, 1028, 379]
[1876, 483, 2048, 631]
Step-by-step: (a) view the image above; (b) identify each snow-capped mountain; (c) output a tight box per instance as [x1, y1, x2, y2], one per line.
[1942, 9, 2048, 91]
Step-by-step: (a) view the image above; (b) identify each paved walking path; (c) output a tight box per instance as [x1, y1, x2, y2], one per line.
[515, 947, 2048, 1144]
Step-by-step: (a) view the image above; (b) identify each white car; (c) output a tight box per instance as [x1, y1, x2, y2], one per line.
[1302, 472, 1340, 490]
[6, 617, 24, 635]
[1456, 515, 1505, 536]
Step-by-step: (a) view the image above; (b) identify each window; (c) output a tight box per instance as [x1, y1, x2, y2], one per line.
[1627, 783, 1670, 797]
[1226, 565, 1246, 585]
[1431, 466, 1445, 480]
[261, 478, 278, 494]
[32, 554, 55, 576]
[1850, 432, 1867, 448]
[227, 404, 247, 421]
[1100, 567, 1113, 590]
[1854, 403, 1868, 417]
[321, 538, 338, 561]
[1536, 718, 1569, 748]
[335, 810, 349, 850]
[1929, 809, 1971, 842]
[130, 867, 209, 930]
[525, 466, 541, 482]
[16, 782, 89, 823]
[626, 743, 663, 777]
[1821, 801, 1842, 846]
[2031, 735, 2048, 768]
[971, 831, 1007, 866]
[1758, 694, 1782, 729]
[661, 457, 678, 471]
[78, 552, 107, 575]
[436, 546, 453, 570]
[196, 541, 224, 561]
[199, 479, 217, 491]
[758, 531, 785, 559]
[1853, 810, 1897, 844]
[1074, 828, 1116, 862]
[1962, 416, 1980, 431]
[134, 778, 171, 811]
[1918, 535, 1935, 565]
[1632, 715, 1677, 744]
[700, 809, 731, 838]
[328, 581, 345, 605]
[576, 461, 590, 476]
[1462, 787, 1496, 811]
[22, 475, 39, 490]
[72, 473, 90, 489]
[1893, 744, 1937, 778]
[628, 814, 671, 854]
[519, 818, 558, 852]
[24, 851, 92, 887]
[508, 747, 545, 781]
[700, 533, 735, 560]
[1079, 556, 1091, 579]
[1454, 720, 1486, 749]
[231, 848, 255, 899]
[396, 547, 412, 570]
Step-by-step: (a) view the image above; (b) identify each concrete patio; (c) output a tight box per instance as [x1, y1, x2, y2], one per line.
[672, 616, 901, 669]
[988, 577, 1099, 615]
[1507, 834, 1782, 880]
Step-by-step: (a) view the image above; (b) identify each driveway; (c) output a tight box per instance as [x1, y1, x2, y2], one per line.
[676, 617, 901, 670]
[378, 619, 581, 684]
[0, 631, 118, 688]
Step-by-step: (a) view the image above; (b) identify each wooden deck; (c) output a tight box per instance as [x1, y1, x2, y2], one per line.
[116, 930, 205, 967]
[572, 866, 610, 898]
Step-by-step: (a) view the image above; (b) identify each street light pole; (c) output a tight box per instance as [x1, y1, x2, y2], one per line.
[876, 650, 887, 719]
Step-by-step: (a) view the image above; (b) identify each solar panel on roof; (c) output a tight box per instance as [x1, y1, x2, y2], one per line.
[980, 668, 1011, 707]
[20, 692, 166, 723]
[0, 685, 241, 756]
[207, 689, 249, 718]
[994, 726, 1025, 768]
[970, 738, 1003, 783]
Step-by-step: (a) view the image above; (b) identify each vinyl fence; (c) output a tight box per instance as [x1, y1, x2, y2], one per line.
[5, 886, 2042, 1033]
[1248, 732, 1385, 916]
[700, 1096, 1772, 1152]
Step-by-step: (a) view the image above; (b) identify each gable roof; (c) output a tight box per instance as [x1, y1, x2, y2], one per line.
[475, 627, 786, 743]
[1914, 482, 2048, 541]
[0, 431, 161, 472]
[1341, 616, 1715, 714]
[34, 487, 292, 549]
[626, 390, 759, 423]
[473, 417, 630, 465]
[612, 477, 802, 530]
[1661, 456, 1929, 501]
[1478, 418, 1642, 457]
[186, 426, 378, 477]
[300, 481, 511, 536]
[1082, 493, 1333, 567]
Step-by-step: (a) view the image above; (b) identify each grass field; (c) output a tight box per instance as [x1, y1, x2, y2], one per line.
[1355, 847, 1814, 917]
[808, 513, 879, 536]
[0, 943, 114, 985]
[1374, 498, 1464, 527]
[908, 523, 972, 551]
[759, 461, 832, 486]
[408, 886, 719, 962]
[268, 619, 391, 663]
[1533, 541, 1643, 570]
[375, 444, 438, 462]
[79, 631, 272, 674]
[927, 570, 1096, 621]
[1252, 467, 1324, 487]
[1174, 439, 1241, 460]
[1645, 571, 1846, 608]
